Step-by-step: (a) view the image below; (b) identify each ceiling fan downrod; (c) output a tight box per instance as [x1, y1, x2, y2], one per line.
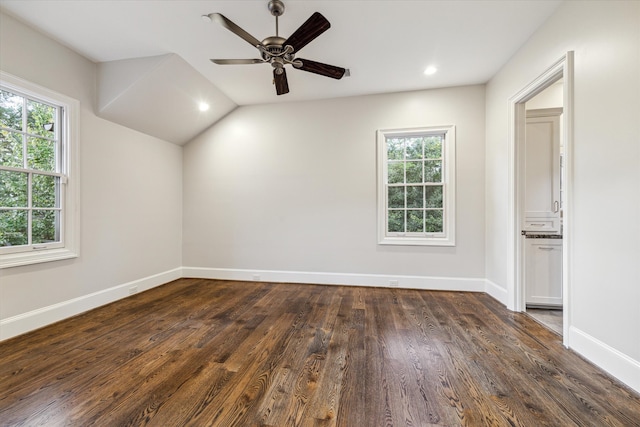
[268, 0, 285, 37]
[261, 1, 298, 72]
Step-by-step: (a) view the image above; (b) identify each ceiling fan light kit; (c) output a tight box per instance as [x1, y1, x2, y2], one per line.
[204, 0, 348, 95]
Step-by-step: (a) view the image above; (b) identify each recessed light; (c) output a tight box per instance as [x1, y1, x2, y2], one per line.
[198, 102, 210, 112]
[424, 66, 438, 76]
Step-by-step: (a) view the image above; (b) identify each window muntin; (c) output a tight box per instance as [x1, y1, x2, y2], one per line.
[0, 72, 79, 268]
[386, 134, 444, 233]
[377, 126, 455, 246]
[1, 89, 63, 250]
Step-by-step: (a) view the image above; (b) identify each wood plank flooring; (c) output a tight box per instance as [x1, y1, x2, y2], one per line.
[1, 278, 639, 426]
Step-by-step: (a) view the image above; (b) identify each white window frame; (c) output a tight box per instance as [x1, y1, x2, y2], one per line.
[377, 125, 456, 246]
[1, 71, 80, 268]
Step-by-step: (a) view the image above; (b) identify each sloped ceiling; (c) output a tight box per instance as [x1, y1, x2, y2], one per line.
[97, 54, 236, 145]
[0, 0, 563, 145]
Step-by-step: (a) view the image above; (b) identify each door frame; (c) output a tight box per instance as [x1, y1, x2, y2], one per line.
[507, 52, 574, 346]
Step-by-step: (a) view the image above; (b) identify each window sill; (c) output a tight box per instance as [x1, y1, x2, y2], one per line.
[0, 248, 79, 269]
[378, 236, 456, 247]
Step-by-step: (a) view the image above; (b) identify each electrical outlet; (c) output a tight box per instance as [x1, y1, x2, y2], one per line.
[389, 280, 399, 287]
[129, 285, 138, 295]
[252, 274, 261, 281]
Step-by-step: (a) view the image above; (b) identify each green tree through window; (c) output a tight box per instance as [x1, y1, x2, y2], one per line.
[377, 125, 456, 246]
[1, 88, 60, 248]
[386, 135, 444, 233]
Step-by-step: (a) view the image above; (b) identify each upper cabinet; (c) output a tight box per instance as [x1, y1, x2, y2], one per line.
[524, 108, 562, 234]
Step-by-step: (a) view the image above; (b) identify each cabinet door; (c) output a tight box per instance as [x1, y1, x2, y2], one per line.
[524, 108, 561, 233]
[525, 239, 562, 306]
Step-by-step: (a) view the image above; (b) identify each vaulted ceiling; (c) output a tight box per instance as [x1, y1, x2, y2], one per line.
[0, 0, 562, 144]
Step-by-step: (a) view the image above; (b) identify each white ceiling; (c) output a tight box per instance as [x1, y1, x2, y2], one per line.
[1, 0, 562, 106]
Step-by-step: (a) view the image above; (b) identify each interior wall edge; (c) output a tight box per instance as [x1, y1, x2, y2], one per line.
[484, 278, 508, 306]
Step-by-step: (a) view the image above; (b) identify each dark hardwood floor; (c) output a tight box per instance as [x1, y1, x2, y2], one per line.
[1, 279, 639, 426]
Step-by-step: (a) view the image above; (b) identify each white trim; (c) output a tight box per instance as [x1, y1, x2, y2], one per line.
[2, 266, 639, 396]
[569, 326, 640, 394]
[376, 125, 456, 246]
[560, 52, 574, 345]
[507, 52, 574, 347]
[0, 71, 81, 268]
[484, 279, 508, 306]
[0, 246, 78, 268]
[0, 267, 182, 341]
[183, 266, 485, 292]
[508, 55, 564, 310]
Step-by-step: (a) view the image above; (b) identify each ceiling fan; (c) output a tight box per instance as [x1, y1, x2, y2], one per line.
[203, 0, 348, 95]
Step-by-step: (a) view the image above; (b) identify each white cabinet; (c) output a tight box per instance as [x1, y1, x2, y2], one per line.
[525, 238, 562, 307]
[524, 108, 562, 234]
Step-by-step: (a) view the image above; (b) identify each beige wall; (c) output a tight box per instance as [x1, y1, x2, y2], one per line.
[485, 0, 640, 390]
[0, 13, 183, 332]
[183, 85, 486, 282]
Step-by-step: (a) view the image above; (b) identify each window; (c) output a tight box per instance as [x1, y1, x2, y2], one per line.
[377, 125, 455, 246]
[1, 72, 79, 268]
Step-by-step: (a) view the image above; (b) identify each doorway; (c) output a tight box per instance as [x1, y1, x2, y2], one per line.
[524, 89, 563, 334]
[508, 52, 573, 345]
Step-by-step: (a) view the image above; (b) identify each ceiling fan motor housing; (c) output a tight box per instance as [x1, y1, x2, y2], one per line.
[261, 36, 286, 57]
[261, 36, 296, 69]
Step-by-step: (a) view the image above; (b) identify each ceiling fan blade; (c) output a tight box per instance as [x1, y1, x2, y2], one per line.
[295, 58, 346, 79]
[211, 59, 265, 65]
[273, 68, 289, 95]
[209, 13, 264, 48]
[283, 12, 330, 53]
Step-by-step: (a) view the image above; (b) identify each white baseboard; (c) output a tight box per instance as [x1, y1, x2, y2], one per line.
[3, 266, 638, 396]
[0, 267, 482, 342]
[569, 326, 640, 394]
[0, 267, 182, 341]
[182, 266, 486, 292]
[484, 279, 508, 306]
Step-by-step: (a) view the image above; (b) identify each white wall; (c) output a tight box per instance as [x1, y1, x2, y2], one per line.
[183, 86, 486, 288]
[485, 1, 640, 391]
[0, 13, 183, 338]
